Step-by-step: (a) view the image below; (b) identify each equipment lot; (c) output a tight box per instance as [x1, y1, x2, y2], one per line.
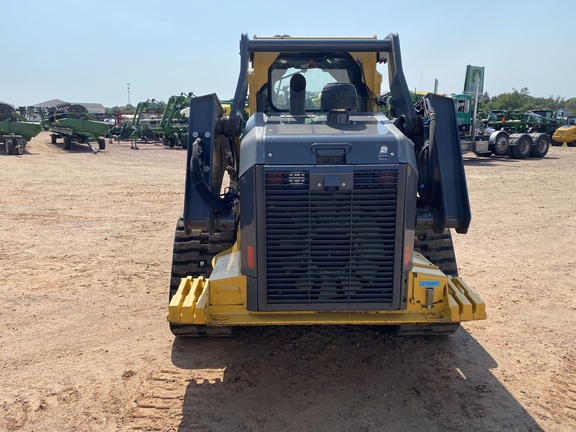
[1, 132, 574, 431]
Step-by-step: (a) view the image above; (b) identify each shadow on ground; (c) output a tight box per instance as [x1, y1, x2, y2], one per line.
[171, 326, 542, 432]
[462, 154, 559, 166]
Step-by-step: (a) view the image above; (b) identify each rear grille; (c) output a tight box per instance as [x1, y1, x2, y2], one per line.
[264, 169, 400, 308]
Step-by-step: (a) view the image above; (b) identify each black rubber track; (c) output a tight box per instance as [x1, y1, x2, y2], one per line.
[394, 323, 461, 336]
[413, 228, 459, 277]
[169, 216, 235, 337]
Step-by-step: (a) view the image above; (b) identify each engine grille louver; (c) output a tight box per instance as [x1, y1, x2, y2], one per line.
[264, 170, 400, 308]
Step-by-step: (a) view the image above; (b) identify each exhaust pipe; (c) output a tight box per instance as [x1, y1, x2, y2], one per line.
[290, 73, 306, 116]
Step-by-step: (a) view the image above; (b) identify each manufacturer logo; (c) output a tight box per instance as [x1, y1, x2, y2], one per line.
[378, 145, 389, 160]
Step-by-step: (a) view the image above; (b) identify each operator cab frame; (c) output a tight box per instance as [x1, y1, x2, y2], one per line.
[255, 52, 371, 114]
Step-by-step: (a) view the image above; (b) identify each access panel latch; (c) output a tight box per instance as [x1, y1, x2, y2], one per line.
[311, 143, 351, 165]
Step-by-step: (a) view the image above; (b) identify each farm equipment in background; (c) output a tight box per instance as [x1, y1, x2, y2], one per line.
[157, 93, 193, 148]
[17, 106, 50, 126]
[167, 34, 486, 337]
[106, 119, 135, 141]
[453, 94, 551, 158]
[48, 105, 109, 153]
[552, 117, 576, 147]
[485, 109, 564, 136]
[0, 103, 43, 155]
[106, 99, 166, 148]
[124, 99, 166, 145]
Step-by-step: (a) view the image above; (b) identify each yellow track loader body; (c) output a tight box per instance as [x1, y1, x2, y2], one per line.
[168, 34, 486, 336]
[169, 246, 485, 327]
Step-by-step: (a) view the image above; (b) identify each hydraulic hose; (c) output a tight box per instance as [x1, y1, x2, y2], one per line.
[417, 98, 436, 200]
[190, 138, 235, 212]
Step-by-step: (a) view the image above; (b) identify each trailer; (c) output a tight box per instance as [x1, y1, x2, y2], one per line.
[453, 94, 550, 159]
[0, 104, 43, 155]
[48, 105, 109, 153]
[485, 109, 564, 136]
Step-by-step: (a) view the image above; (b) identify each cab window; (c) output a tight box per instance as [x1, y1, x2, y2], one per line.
[267, 53, 366, 112]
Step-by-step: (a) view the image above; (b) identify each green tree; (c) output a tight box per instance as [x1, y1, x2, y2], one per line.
[565, 98, 576, 113]
[485, 87, 534, 111]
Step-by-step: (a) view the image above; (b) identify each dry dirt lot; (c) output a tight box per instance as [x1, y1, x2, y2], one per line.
[1, 131, 575, 432]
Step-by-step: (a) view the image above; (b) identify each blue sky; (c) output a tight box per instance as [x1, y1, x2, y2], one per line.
[3, 0, 575, 108]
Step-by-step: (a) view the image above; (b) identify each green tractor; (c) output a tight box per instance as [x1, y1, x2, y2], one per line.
[0, 103, 43, 155]
[48, 105, 109, 153]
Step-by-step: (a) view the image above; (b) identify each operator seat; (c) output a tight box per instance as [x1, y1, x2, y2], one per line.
[321, 83, 357, 124]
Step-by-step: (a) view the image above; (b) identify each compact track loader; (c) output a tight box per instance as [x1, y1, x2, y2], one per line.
[167, 34, 486, 336]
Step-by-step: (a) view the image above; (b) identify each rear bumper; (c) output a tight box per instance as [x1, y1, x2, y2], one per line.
[168, 251, 486, 327]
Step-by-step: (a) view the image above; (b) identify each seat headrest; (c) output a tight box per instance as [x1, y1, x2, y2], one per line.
[320, 83, 357, 111]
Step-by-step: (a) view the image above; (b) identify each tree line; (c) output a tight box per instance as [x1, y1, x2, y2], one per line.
[107, 88, 576, 117]
[480, 88, 576, 115]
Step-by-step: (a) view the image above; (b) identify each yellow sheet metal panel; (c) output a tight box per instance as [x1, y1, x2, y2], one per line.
[552, 125, 576, 144]
[205, 310, 449, 326]
[410, 282, 445, 313]
[210, 276, 246, 306]
[167, 277, 193, 323]
[250, 52, 281, 115]
[181, 277, 203, 323]
[247, 70, 256, 116]
[447, 279, 474, 321]
[452, 277, 487, 320]
[168, 250, 487, 327]
[408, 253, 449, 314]
[208, 250, 246, 306]
[349, 51, 381, 111]
[193, 282, 209, 324]
[412, 252, 438, 268]
[210, 250, 241, 281]
[445, 293, 462, 321]
[167, 276, 210, 324]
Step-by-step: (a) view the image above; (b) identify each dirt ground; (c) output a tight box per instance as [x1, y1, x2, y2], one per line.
[1, 131, 575, 432]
